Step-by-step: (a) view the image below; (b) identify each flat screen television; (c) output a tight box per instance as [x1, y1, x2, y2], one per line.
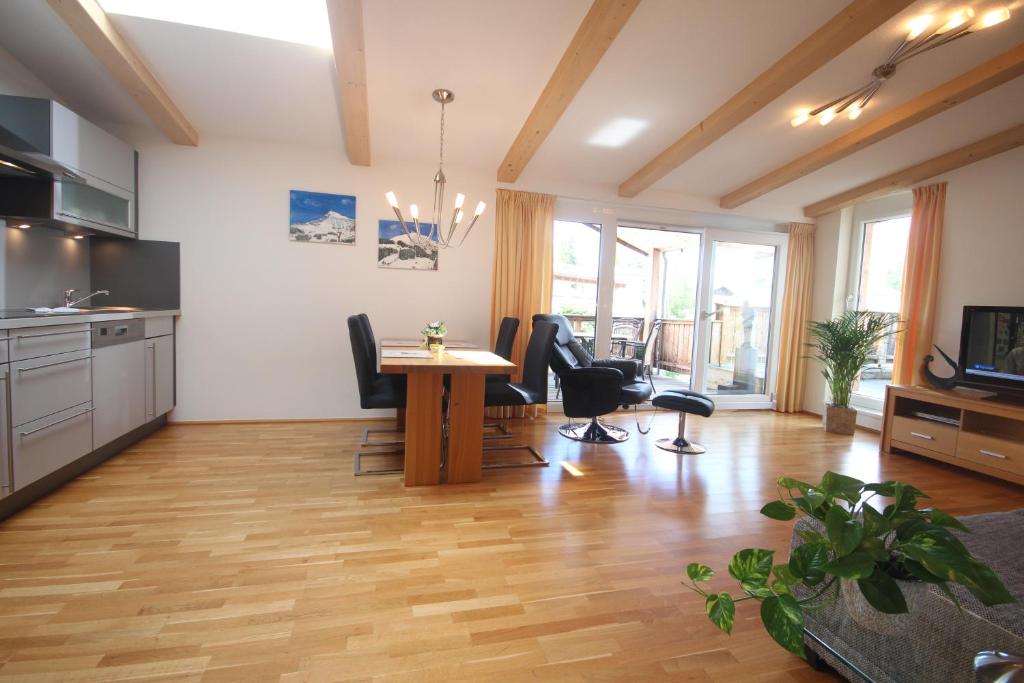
[958, 305, 1024, 394]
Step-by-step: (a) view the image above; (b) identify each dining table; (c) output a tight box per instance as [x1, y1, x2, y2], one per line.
[379, 339, 515, 486]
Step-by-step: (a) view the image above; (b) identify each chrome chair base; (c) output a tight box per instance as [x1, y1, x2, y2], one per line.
[361, 426, 405, 447]
[558, 418, 629, 443]
[482, 444, 549, 468]
[354, 445, 403, 476]
[655, 437, 706, 455]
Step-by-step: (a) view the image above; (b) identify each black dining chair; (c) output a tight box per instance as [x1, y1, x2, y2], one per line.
[616, 319, 662, 393]
[485, 317, 520, 438]
[348, 314, 406, 475]
[482, 321, 558, 467]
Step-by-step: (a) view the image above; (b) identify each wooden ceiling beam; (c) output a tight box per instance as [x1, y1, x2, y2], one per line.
[326, 0, 371, 166]
[803, 123, 1024, 217]
[46, 0, 198, 146]
[497, 0, 641, 183]
[617, 0, 913, 198]
[721, 43, 1024, 209]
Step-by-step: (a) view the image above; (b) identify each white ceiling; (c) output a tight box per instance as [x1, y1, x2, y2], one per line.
[0, 0, 1021, 222]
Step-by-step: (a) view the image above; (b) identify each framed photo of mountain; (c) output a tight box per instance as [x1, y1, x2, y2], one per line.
[378, 220, 439, 270]
[289, 190, 356, 244]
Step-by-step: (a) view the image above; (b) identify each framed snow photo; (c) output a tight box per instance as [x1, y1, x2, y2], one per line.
[289, 190, 356, 245]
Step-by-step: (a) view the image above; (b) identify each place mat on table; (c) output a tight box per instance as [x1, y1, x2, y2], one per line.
[382, 350, 432, 358]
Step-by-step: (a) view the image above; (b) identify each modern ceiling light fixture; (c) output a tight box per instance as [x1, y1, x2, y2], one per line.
[385, 89, 486, 250]
[791, 6, 1012, 128]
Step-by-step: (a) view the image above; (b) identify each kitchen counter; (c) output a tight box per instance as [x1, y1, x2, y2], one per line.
[0, 309, 180, 330]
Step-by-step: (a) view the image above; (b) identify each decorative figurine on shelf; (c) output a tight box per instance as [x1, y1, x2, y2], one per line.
[922, 345, 961, 390]
[422, 321, 447, 353]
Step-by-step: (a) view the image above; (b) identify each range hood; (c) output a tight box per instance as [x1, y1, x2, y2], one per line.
[0, 95, 137, 238]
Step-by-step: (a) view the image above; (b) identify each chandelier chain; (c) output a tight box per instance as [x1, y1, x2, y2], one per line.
[438, 101, 446, 171]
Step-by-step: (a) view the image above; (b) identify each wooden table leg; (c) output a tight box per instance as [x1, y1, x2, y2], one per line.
[447, 373, 485, 484]
[395, 408, 406, 432]
[403, 373, 443, 486]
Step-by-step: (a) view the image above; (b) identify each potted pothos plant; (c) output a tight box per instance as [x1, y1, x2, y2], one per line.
[807, 310, 901, 434]
[685, 471, 1014, 657]
[422, 321, 447, 352]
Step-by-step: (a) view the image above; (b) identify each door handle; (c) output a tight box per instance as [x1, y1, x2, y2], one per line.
[20, 407, 94, 438]
[909, 431, 933, 440]
[700, 311, 714, 321]
[18, 355, 92, 373]
[979, 449, 1007, 460]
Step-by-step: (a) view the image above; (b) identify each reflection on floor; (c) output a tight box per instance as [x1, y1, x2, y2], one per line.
[1, 411, 1021, 681]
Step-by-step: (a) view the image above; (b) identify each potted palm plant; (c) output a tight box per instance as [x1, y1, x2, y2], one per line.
[807, 310, 901, 434]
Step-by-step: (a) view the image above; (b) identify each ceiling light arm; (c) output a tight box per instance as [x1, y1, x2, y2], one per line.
[894, 24, 974, 65]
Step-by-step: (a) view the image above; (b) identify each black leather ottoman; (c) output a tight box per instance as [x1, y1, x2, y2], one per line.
[651, 390, 715, 454]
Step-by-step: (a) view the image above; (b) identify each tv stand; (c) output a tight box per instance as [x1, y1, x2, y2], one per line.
[881, 385, 1024, 485]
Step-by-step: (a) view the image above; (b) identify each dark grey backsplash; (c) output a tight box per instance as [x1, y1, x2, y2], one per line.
[2, 224, 179, 310]
[4, 224, 90, 309]
[90, 237, 179, 309]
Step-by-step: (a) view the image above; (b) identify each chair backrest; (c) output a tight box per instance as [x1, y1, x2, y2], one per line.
[493, 317, 520, 360]
[347, 314, 377, 402]
[531, 313, 593, 372]
[520, 321, 558, 399]
[358, 313, 376, 351]
[641, 319, 663, 364]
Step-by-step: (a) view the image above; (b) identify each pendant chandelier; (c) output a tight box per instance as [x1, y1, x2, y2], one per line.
[385, 88, 486, 249]
[791, 6, 1012, 128]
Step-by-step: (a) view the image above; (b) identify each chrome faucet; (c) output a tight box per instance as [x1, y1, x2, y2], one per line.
[64, 288, 110, 308]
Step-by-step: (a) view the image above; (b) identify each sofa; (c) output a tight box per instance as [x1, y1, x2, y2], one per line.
[792, 509, 1024, 682]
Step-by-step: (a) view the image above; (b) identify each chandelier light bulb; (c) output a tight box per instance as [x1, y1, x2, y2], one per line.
[937, 8, 974, 34]
[410, 204, 419, 220]
[818, 108, 837, 126]
[848, 104, 863, 120]
[976, 7, 1010, 29]
[385, 191, 398, 208]
[905, 15, 933, 40]
[455, 209, 464, 224]
[790, 110, 811, 127]
[474, 201, 486, 217]
[454, 193, 465, 210]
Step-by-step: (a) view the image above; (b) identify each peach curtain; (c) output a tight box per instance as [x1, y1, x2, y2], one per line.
[892, 182, 946, 386]
[489, 189, 554, 417]
[774, 223, 816, 413]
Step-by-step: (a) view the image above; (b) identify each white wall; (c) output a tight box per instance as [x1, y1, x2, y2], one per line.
[137, 137, 497, 421]
[804, 147, 1024, 413]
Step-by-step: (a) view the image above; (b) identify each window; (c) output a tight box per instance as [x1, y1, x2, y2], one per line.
[852, 216, 911, 404]
[549, 221, 601, 401]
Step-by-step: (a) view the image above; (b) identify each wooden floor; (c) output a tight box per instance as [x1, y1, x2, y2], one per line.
[1, 411, 1022, 682]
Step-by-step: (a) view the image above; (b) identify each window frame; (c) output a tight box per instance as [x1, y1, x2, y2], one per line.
[847, 212, 912, 412]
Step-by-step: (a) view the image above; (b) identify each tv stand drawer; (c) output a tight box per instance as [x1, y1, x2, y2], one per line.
[891, 416, 958, 456]
[957, 432, 1024, 476]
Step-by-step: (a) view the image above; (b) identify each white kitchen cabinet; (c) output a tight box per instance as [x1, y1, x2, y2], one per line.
[0, 365, 11, 498]
[13, 402, 93, 488]
[145, 335, 174, 420]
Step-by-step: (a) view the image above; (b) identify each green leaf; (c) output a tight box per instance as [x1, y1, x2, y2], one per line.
[818, 471, 865, 505]
[687, 563, 714, 583]
[705, 593, 735, 635]
[902, 558, 946, 584]
[858, 537, 890, 562]
[796, 528, 827, 545]
[773, 564, 800, 587]
[925, 508, 969, 532]
[823, 551, 876, 579]
[760, 500, 797, 521]
[964, 560, 1015, 607]
[861, 504, 889, 538]
[792, 496, 827, 521]
[825, 505, 864, 556]
[760, 594, 805, 657]
[855, 568, 908, 614]
[789, 542, 829, 586]
[777, 477, 813, 492]
[728, 549, 775, 587]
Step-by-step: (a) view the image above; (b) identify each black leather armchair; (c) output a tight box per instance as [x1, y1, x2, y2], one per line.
[558, 366, 630, 443]
[532, 313, 653, 407]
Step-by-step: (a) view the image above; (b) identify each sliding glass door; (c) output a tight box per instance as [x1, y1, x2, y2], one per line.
[548, 219, 786, 409]
[692, 230, 787, 407]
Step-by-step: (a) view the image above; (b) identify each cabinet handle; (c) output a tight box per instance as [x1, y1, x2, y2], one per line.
[978, 449, 1007, 460]
[148, 343, 156, 418]
[909, 431, 933, 440]
[18, 355, 92, 373]
[19, 407, 93, 438]
[0, 371, 12, 491]
[15, 329, 89, 340]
